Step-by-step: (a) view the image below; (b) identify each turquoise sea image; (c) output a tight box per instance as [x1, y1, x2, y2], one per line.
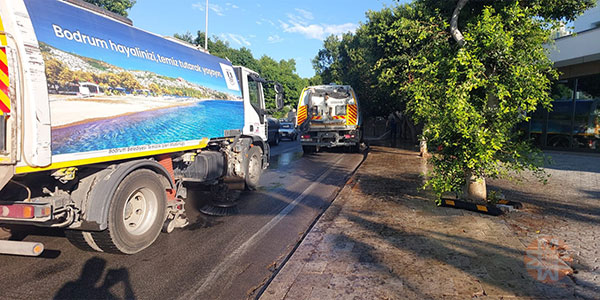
[52, 100, 244, 155]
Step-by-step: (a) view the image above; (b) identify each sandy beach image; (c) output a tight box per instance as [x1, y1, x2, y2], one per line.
[50, 94, 197, 127]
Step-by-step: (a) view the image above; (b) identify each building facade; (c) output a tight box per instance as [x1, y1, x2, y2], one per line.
[531, 5, 600, 151]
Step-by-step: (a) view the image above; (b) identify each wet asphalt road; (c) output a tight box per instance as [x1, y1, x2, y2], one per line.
[0, 140, 365, 300]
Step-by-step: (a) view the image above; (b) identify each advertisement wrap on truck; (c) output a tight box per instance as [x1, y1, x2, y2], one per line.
[27, 0, 243, 166]
[0, 0, 283, 256]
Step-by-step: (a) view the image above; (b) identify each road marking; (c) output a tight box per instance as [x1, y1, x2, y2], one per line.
[180, 155, 345, 299]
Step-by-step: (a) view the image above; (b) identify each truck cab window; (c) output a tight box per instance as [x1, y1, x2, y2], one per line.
[248, 78, 260, 110]
[247, 76, 264, 123]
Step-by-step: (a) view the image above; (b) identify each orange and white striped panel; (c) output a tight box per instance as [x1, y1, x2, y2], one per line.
[346, 104, 357, 125]
[0, 16, 10, 115]
[297, 105, 307, 126]
[333, 115, 346, 120]
[311, 115, 322, 120]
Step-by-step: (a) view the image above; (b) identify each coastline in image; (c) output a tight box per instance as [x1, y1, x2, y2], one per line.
[50, 94, 207, 128]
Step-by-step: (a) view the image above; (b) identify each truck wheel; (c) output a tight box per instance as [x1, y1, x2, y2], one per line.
[92, 169, 166, 254]
[275, 134, 281, 146]
[245, 146, 263, 190]
[65, 230, 103, 252]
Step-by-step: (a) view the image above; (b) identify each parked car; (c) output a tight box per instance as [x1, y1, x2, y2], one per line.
[279, 122, 298, 141]
[267, 117, 281, 145]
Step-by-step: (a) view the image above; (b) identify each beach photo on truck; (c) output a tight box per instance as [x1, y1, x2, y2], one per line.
[25, 0, 244, 158]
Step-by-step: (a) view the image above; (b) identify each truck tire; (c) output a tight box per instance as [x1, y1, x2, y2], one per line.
[245, 146, 263, 190]
[65, 230, 103, 252]
[92, 169, 166, 254]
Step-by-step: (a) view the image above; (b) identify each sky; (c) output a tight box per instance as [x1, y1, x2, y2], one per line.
[128, 0, 401, 79]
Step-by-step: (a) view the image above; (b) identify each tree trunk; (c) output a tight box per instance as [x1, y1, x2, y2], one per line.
[451, 0, 469, 47]
[464, 171, 487, 204]
[419, 137, 429, 158]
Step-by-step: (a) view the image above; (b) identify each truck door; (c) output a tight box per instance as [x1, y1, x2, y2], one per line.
[236, 67, 267, 141]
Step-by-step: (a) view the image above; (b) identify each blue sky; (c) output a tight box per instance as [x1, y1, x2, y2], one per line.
[129, 0, 401, 79]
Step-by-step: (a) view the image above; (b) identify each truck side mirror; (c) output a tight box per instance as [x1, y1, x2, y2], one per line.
[274, 84, 284, 110]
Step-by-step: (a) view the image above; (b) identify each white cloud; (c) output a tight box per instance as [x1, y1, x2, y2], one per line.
[221, 33, 251, 46]
[267, 35, 283, 43]
[192, 2, 225, 16]
[286, 13, 308, 26]
[295, 8, 314, 21]
[225, 3, 239, 9]
[280, 20, 357, 40]
[259, 18, 276, 27]
[278, 8, 355, 40]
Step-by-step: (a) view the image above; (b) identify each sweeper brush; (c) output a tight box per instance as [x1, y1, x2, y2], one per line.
[199, 186, 241, 216]
[199, 202, 239, 216]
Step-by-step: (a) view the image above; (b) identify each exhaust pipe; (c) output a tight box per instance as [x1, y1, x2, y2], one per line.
[0, 240, 44, 256]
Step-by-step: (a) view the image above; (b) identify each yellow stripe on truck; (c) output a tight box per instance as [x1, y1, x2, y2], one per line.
[0, 66, 8, 88]
[0, 15, 6, 46]
[15, 138, 210, 174]
[297, 105, 308, 126]
[346, 104, 357, 125]
[0, 15, 10, 116]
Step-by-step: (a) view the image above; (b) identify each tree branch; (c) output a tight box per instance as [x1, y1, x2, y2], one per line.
[450, 0, 468, 47]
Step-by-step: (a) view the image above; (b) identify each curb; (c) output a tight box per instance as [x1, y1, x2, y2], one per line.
[439, 198, 504, 216]
[255, 150, 369, 299]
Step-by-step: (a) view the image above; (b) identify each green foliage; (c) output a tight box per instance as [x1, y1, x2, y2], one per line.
[311, 8, 413, 117]
[312, 0, 594, 199]
[401, 1, 592, 198]
[174, 31, 309, 110]
[83, 0, 136, 17]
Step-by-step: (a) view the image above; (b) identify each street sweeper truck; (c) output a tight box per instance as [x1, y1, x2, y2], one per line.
[296, 85, 362, 153]
[0, 0, 283, 256]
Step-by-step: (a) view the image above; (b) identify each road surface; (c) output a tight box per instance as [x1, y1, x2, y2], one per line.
[0, 140, 365, 300]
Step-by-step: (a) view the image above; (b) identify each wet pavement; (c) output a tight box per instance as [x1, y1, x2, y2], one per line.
[260, 145, 600, 299]
[0, 141, 365, 300]
[490, 151, 600, 299]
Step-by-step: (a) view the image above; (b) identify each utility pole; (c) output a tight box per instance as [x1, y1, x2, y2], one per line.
[205, 0, 208, 50]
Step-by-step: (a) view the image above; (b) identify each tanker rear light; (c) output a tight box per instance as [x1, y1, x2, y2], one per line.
[0, 203, 52, 219]
[344, 134, 356, 139]
[301, 134, 311, 139]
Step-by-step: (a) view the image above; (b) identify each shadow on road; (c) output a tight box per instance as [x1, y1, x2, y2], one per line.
[54, 256, 136, 300]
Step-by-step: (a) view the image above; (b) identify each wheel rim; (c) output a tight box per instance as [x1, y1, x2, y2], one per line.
[123, 187, 158, 236]
[248, 152, 261, 183]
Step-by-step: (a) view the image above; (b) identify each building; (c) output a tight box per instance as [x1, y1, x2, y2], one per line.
[530, 4, 600, 151]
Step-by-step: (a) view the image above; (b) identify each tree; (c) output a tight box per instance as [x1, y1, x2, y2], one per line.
[83, 0, 136, 17]
[311, 0, 595, 203]
[312, 11, 408, 117]
[256, 56, 308, 111]
[400, 0, 594, 202]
